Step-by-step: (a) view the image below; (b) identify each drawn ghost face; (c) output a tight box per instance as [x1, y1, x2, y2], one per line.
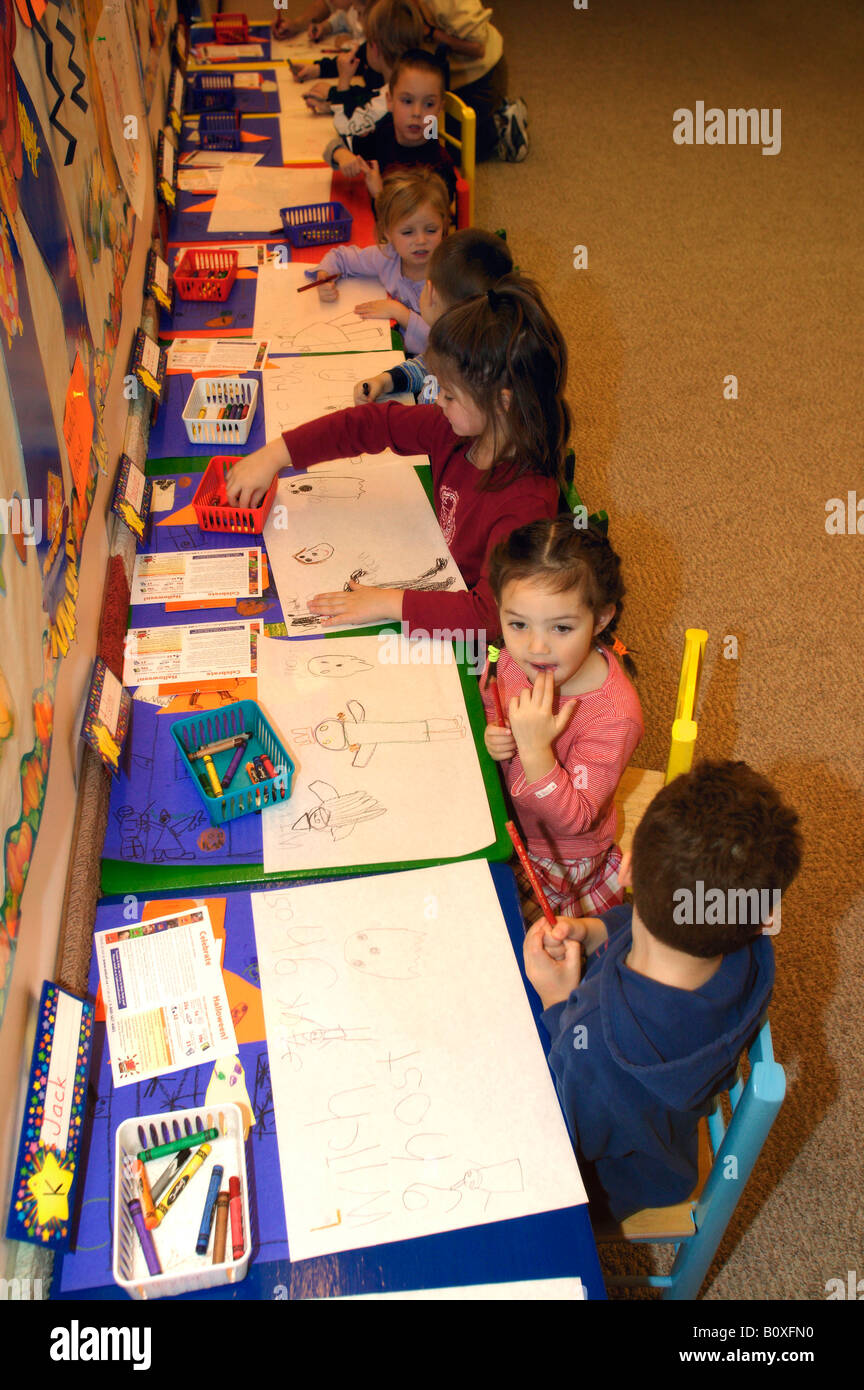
[285, 477, 363, 499]
[308, 654, 373, 679]
[293, 543, 334, 564]
[314, 719, 349, 751]
[344, 929, 424, 979]
[293, 805, 331, 832]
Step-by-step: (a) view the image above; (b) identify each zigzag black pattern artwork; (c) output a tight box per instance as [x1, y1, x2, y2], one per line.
[51, 1, 88, 114]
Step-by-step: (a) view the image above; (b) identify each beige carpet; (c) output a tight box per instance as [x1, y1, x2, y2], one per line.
[248, 0, 864, 1300]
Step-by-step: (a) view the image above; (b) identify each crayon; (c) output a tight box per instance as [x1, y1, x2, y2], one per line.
[245, 760, 262, 783]
[260, 754, 276, 779]
[253, 755, 268, 780]
[213, 1192, 230, 1264]
[297, 271, 340, 294]
[202, 752, 223, 796]
[505, 820, 557, 928]
[228, 1176, 244, 1260]
[150, 1149, 186, 1203]
[486, 643, 507, 727]
[196, 1164, 224, 1255]
[221, 741, 246, 790]
[129, 1198, 162, 1276]
[153, 1143, 211, 1226]
[189, 733, 249, 759]
[134, 1158, 158, 1229]
[138, 1126, 219, 1163]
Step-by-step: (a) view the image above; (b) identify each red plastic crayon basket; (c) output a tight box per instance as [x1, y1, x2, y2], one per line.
[174, 248, 239, 301]
[199, 111, 242, 150]
[188, 73, 236, 112]
[213, 12, 249, 43]
[192, 456, 277, 535]
[279, 201, 353, 248]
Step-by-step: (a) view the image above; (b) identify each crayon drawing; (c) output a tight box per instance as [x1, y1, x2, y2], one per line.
[251, 862, 587, 1261]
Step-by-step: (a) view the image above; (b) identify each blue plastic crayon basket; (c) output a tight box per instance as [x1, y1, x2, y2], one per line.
[188, 73, 236, 112]
[279, 201, 353, 248]
[171, 700, 294, 826]
[199, 111, 242, 150]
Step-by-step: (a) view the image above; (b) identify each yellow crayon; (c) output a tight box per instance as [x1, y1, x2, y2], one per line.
[202, 752, 222, 796]
[153, 1143, 211, 1226]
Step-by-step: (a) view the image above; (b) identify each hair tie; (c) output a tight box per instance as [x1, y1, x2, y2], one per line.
[612, 638, 628, 658]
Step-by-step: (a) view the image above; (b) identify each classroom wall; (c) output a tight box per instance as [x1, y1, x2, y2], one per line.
[0, 0, 175, 1281]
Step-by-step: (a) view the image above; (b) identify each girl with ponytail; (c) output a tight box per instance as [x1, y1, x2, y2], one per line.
[483, 516, 644, 921]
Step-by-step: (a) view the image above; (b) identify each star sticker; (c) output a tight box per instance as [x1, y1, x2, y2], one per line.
[27, 1150, 73, 1226]
[91, 718, 121, 766]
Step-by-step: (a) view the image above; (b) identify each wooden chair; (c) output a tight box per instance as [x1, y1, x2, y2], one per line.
[613, 628, 708, 855]
[594, 1017, 786, 1300]
[441, 90, 476, 227]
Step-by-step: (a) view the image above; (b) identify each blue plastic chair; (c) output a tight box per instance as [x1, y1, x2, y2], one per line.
[596, 1016, 786, 1300]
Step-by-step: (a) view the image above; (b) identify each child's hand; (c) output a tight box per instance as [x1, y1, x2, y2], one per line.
[273, 15, 299, 39]
[224, 439, 289, 510]
[355, 297, 398, 320]
[307, 581, 404, 628]
[523, 919, 582, 1010]
[334, 150, 371, 179]
[508, 669, 578, 777]
[353, 372, 389, 404]
[305, 79, 331, 99]
[541, 914, 604, 962]
[303, 92, 333, 115]
[316, 271, 340, 302]
[484, 723, 517, 762]
[362, 158, 383, 199]
[293, 63, 321, 82]
[336, 48, 361, 86]
[308, 21, 327, 41]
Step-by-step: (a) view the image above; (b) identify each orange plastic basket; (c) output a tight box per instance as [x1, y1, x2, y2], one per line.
[213, 13, 249, 43]
[192, 456, 277, 534]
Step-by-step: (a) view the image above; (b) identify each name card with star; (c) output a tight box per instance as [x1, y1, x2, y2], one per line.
[81, 658, 132, 775]
[6, 982, 94, 1248]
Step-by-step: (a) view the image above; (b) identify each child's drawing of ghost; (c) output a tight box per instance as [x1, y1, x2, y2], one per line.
[285, 476, 364, 500]
[451, 1159, 524, 1211]
[307, 654, 373, 679]
[307, 700, 465, 768]
[291, 780, 386, 841]
[294, 542, 334, 564]
[344, 928, 424, 979]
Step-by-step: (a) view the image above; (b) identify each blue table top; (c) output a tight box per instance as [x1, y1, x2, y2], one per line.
[51, 864, 605, 1301]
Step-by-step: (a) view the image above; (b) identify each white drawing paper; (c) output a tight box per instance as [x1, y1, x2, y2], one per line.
[251, 861, 587, 1261]
[208, 164, 332, 235]
[262, 462, 463, 634]
[253, 261, 394, 355]
[258, 632, 494, 873]
[262, 352, 427, 469]
[323, 1278, 586, 1301]
[274, 68, 336, 162]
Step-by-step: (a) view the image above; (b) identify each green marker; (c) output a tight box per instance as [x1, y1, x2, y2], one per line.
[137, 1126, 219, 1163]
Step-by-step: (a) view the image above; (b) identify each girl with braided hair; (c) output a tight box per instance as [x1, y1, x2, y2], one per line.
[482, 517, 644, 922]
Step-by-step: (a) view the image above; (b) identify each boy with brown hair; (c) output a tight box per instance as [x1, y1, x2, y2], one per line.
[523, 759, 802, 1221]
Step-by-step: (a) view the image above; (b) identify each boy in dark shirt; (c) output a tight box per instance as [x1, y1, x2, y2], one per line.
[523, 759, 802, 1222]
[326, 50, 458, 205]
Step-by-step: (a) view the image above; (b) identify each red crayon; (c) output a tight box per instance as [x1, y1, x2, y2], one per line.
[228, 1176, 244, 1260]
[505, 820, 557, 928]
[298, 272, 339, 293]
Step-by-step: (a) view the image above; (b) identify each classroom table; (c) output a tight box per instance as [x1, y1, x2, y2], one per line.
[51, 863, 606, 1302]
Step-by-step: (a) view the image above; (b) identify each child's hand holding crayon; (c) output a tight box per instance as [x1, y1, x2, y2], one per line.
[316, 269, 340, 302]
[523, 918, 582, 1010]
[225, 439, 290, 510]
[483, 723, 517, 762]
[353, 371, 390, 404]
[541, 914, 607, 962]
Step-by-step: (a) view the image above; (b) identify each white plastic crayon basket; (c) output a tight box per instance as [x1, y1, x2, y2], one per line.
[113, 1103, 250, 1299]
[182, 376, 258, 445]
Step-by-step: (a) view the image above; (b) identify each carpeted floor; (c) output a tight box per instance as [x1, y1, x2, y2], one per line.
[248, 0, 864, 1301]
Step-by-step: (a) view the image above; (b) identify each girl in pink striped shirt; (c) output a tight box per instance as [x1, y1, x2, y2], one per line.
[482, 518, 644, 923]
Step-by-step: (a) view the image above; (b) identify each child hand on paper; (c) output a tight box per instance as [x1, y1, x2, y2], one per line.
[353, 371, 391, 404]
[293, 62, 321, 82]
[306, 578, 404, 627]
[523, 919, 583, 1010]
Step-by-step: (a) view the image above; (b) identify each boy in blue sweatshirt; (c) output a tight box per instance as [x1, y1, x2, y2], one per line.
[523, 759, 801, 1223]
